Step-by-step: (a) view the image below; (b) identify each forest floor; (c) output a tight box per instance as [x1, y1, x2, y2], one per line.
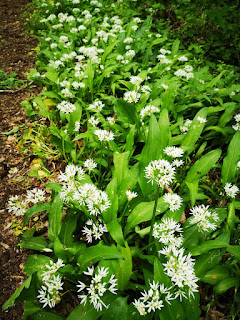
[0, 0, 41, 318]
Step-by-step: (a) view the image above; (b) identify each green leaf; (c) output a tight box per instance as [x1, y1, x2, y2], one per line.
[182, 293, 201, 320]
[54, 237, 67, 260]
[159, 299, 185, 320]
[172, 39, 180, 55]
[158, 108, 169, 157]
[201, 265, 229, 285]
[190, 240, 229, 256]
[138, 115, 162, 196]
[181, 108, 208, 150]
[29, 311, 65, 320]
[194, 249, 225, 278]
[161, 82, 179, 112]
[59, 213, 78, 246]
[113, 151, 130, 186]
[125, 197, 168, 235]
[104, 177, 118, 223]
[227, 245, 240, 260]
[78, 244, 122, 268]
[107, 219, 125, 247]
[24, 202, 51, 225]
[45, 70, 58, 83]
[185, 181, 199, 207]
[214, 278, 239, 294]
[21, 236, 49, 252]
[115, 243, 132, 291]
[221, 131, 240, 184]
[2, 276, 32, 311]
[48, 194, 63, 241]
[186, 149, 221, 182]
[227, 201, 236, 231]
[154, 257, 171, 286]
[24, 254, 51, 276]
[101, 297, 128, 320]
[114, 99, 139, 126]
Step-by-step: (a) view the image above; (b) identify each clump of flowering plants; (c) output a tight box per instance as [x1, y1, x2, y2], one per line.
[3, 0, 240, 319]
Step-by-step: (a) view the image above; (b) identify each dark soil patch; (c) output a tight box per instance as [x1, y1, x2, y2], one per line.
[0, 0, 41, 319]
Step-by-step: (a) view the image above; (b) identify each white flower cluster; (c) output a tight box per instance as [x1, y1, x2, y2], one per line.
[37, 259, 65, 308]
[133, 281, 173, 316]
[7, 188, 46, 216]
[163, 146, 184, 158]
[159, 246, 199, 301]
[126, 190, 138, 201]
[140, 105, 160, 119]
[232, 113, 240, 131]
[88, 100, 105, 113]
[189, 204, 219, 232]
[123, 90, 141, 103]
[56, 100, 76, 114]
[174, 69, 194, 80]
[145, 159, 175, 188]
[77, 266, 117, 311]
[59, 165, 111, 216]
[180, 119, 192, 134]
[224, 183, 239, 198]
[130, 76, 143, 88]
[83, 159, 97, 171]
[153, 218, 183, 247]
[82, 219, 107, 243]
[163, 193, 183, 212]
[94, 129, 115, 142]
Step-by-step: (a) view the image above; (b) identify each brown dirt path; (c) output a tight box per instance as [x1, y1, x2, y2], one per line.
[0, 0, 41, 319]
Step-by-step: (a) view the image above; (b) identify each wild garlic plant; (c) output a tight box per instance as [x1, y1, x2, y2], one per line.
[3, 0, 240, 319]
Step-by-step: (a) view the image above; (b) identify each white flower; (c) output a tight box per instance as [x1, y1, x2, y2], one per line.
[164, 146, 184, 158]
[178, 55, 188, 62]
[94, 129, 114, 142]
[7, 195, 27, 216]
[74, 121, 81, 132]
[224, 183, 239, 198]
[56, 101, 76, 114]
[126, 190, 138, 201]
[124, 37, 133, 43]
[123, 91, 141, 103]
[83, 159, 97, 171]
[163, 193, 183, 212]
[184, 65, 193, 72]
[130, 76, 143, 86]
[107, 117, 115, 125]
[189, 204, 219, 232]
[25, 188, 46, 204]
[82, 219, 107, 243]
[141, 85, 151, 93]
[153, 217, 183, 247]
[89, 100, 105, 113]
[77, 266, 117, 311]
[89, 116, 100, 127]
[145, 159, 175, 188]
[197, 116, 207, 123]
[140, 105, 160, 119]
[180, 119, 192, 134]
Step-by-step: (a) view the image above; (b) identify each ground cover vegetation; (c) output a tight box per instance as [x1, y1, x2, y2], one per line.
[2, 0, 240, 319]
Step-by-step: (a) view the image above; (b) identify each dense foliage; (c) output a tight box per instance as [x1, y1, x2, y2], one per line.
[3, 0, 240, 319]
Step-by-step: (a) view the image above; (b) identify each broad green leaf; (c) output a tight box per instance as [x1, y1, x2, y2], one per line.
[2, 276, 32, 311]
[113, 151, 130, 186]
[24, 202, 51, 225]
[214, 278, 239, 294]
[48, 194, 63, 241]
[115, 243, 132, 291]
[161, 82, 179, 111]
[190, 240, 229, 256]
[44, 70, 58, 83]
[201, 265, 229, 284]
[138, 115, 162, 196]
[78, 244, 122, 267]
[159, 299, 185, 320]
[124, 197, 168, 235]
[104, 177, 118, 223]
[227, 201, 236, 231]
[185, 181, 199, 207]
[23, 301, 41, 320]
[181, 108, 208, 150]
[172, 39, 180, 55]
[101, 297, 128, 320]
[54, 237, 67, 260]
[227, 245, 240, 260]
[154, 257, 171, 286]
[29, 311, 65, 320]
[21, 236, 49, 252]
[194, 249, 225, 277]
[24, 255, 51, 276]
[107, 219, 125, 247]
[114, 99, 139, 126]
[206, 71, 226, 88]
[158, 108, 169, 157]
[182, 293, 201, 320]
[185, 149, 221, 182]
[59, 213, 78, 246]
[221, 131, 240, 184]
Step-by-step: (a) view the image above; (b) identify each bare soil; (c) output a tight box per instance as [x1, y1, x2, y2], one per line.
[0, 1, 41, 319]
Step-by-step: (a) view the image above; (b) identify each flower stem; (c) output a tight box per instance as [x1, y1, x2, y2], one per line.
[148, 188, 160, 254]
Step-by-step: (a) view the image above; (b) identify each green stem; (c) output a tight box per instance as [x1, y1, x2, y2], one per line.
[148, 188, 160, 254]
